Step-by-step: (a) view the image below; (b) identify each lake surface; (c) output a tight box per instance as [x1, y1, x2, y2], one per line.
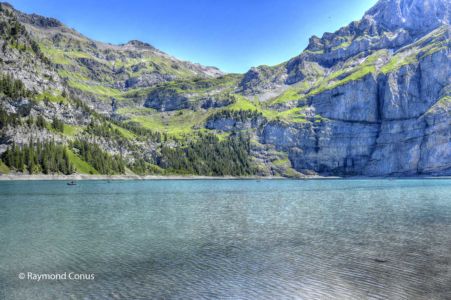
[0, 179, 450, 299]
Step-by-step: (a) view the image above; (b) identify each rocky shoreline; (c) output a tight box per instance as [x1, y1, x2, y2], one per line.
[1, 174, 449, 181]
[0, 174, 289, 180]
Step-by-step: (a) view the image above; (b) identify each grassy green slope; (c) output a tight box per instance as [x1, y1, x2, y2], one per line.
[0, 159, 10, 174]
[66, 150, 99, 174]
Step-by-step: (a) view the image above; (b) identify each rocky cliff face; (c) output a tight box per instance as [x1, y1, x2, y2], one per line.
[239, 0, 450, 176]
[258, 48, 450, 176]
[366, 0, 448, 35]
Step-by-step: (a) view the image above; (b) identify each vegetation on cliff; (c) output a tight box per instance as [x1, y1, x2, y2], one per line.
[1, 141, 73, 174]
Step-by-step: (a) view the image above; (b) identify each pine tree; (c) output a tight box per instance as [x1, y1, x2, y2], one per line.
[1, 141, 75, 175]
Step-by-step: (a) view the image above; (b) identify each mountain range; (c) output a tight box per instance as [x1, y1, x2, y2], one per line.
[0, 0, 449, 177]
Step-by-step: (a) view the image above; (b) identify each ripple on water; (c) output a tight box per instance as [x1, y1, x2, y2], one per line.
[0, 179, 450, 299]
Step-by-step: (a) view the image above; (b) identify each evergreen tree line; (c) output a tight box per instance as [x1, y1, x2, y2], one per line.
[1, 140, 74, 174]
[84, 120, 145, 154]
[0, 74, 33, 99]
[111, 120, 165, 142]
[51, 117, 64, 132]
[159, 133, 254, 176]
[0, 13, 25, 43]
[86, 121, 129, 146]
[207, 109, 264, 123]
[0, 109, 47, 130]
[0, 4, 50, 63]
[0, 107, 20, 128]
[129, 158, 162, 175]
[26, 115, 47, 129]
[72, 139, 125, 174]
[0, 108, 47, 130]
[69, 94, 93, 113]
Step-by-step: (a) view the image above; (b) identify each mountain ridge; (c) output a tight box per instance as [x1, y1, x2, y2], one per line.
[11, 3, 224, 77]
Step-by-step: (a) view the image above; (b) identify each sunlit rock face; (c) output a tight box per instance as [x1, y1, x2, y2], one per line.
[365, 0, 449, 36]
[253, 0, 451, 176]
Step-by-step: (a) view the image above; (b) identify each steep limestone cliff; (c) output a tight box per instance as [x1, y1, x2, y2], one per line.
[247, 0, 450, 176]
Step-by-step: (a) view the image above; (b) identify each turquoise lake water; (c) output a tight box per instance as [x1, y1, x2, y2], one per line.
[0, 179, 450, 299]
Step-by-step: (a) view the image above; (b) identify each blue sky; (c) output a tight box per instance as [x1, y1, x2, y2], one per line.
[9, 0, 378, 73]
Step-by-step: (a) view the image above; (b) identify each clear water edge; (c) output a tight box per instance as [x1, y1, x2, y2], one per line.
[1, 179, 450, 299]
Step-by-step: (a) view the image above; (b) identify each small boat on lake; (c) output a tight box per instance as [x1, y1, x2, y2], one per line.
[67, 181, 77, 186]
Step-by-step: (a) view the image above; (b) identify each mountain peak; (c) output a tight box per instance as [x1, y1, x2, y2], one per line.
[365, 0, 449, 35]
[123, 40, 156, 50]
[19, 13, 63, 28]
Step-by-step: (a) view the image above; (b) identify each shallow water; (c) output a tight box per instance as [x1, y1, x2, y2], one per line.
[0, 179, 450, 299]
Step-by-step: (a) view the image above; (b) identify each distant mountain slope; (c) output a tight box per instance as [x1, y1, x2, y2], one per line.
[0, 0, 449, 177]
[240, 0, 449, 95]
[0, 2, 253, 178]
[14, 4, 223, 106]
